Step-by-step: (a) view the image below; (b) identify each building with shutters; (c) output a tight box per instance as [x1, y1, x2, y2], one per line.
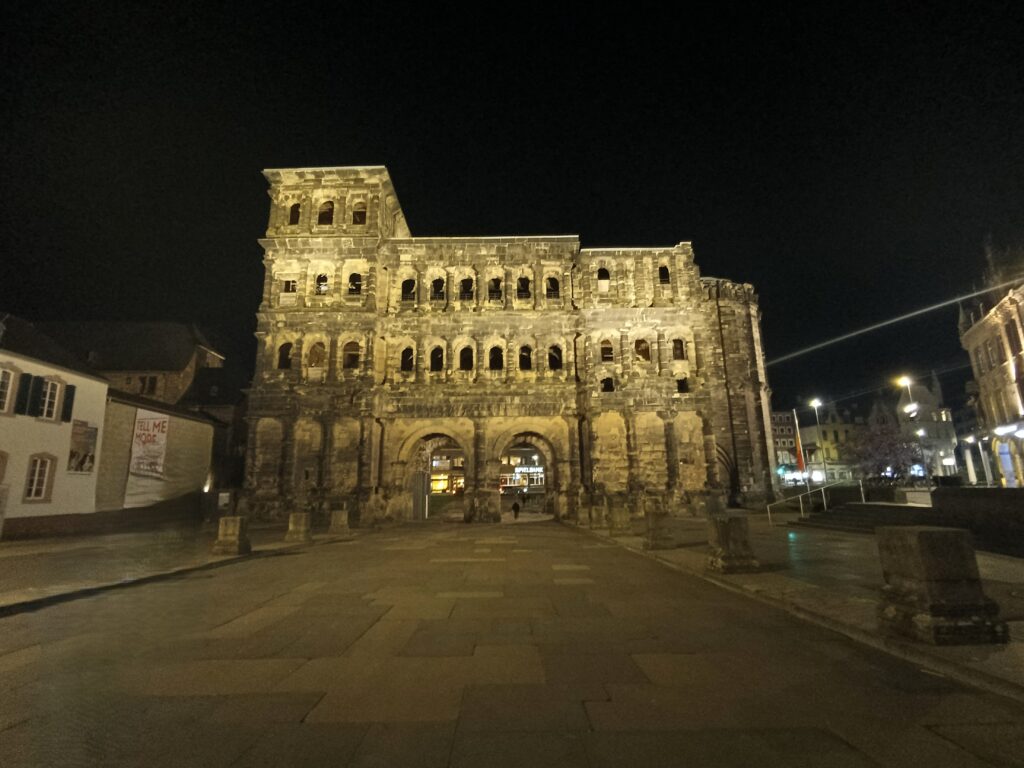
[0, 315, 110, 532]
[0, 315, 218, 537]
[245, 166, 776, 523]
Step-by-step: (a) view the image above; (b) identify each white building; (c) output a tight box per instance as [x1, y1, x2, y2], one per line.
[0, 315, 109, 533]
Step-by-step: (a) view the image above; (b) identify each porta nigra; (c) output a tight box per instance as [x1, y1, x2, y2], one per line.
[244, 166, 774, 524]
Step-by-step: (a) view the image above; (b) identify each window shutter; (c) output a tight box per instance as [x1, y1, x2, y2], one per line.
[14, 373, 33, 414]
[26, 377, 44, 417]
[61, 384, 77, 422]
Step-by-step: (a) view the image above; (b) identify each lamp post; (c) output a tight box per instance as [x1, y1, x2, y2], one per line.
[897, 375, 918, 418]
[810, 398, 828, 510]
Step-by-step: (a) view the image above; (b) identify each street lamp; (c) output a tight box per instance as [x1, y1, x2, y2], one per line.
[896, 375, 918, 417]
[809, 398, 828, 509]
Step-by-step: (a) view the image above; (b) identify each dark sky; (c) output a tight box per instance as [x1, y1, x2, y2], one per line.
[2, 2, 1022, 411]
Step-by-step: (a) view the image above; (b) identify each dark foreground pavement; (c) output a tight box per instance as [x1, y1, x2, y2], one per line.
[2, 522, 1023, 767]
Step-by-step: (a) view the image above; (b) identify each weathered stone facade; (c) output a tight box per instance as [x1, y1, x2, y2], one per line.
[244, 166, 774, 523]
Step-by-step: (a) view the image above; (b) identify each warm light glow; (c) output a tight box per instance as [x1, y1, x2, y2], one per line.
[994, 424, 1018, 436]
[896, 375, 912, 388]
[903, 403, 919, 414]
[965, 435, 976, 443]
[915, 428, 926, 437]
[941, 457, 956, 467]
[809, 398, 822, 408]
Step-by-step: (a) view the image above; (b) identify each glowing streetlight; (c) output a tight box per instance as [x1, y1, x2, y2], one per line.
[809, 398, 828, 509]
[896, 375, 918, 416]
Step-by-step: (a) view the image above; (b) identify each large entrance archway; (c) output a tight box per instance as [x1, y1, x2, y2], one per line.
[494, 431, 560, 522]
[405, 433, 471, 520]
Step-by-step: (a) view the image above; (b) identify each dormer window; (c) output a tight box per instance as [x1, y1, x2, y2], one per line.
[597, 268, 610, 294]
[315, 274, 329, 295]
[288, 203, 301, 225]
[352, 203, 367, 225]
[348, 273, 362, 295]
[317, 201, 334, 225]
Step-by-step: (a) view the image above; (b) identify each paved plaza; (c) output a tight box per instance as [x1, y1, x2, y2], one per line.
[3, 521, 1024, 766]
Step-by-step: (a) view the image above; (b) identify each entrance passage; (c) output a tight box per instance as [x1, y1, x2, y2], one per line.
[501, 444, 548, 499]
[430, 444, 466, 494]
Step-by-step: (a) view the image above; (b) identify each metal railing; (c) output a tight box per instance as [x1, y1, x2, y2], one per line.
[766, 480, 864, 526]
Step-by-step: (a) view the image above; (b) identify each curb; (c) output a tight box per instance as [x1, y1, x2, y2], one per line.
[566, 522, 1024, 707]
[0, 534, 358, 620]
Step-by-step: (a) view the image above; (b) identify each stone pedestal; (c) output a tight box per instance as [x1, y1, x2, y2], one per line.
[328, 505, 351, 536]
[707, 515, 760, 573]
[284, 512, 313, 543]
[212, 516, 251, 556]
[608, 503, 632, 537]
[644, 511, 677, 550]
[877, 526, 1009, 645]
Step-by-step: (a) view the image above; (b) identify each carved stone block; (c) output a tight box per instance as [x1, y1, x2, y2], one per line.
[877, 526, 1009, 645]
[212, 515, 252, 556]
[707, 515, 760, 573]
[284, 512, 314, 543]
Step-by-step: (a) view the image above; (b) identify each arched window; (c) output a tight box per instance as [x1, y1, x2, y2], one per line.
[658, 265, 670, 284]
[600, 377, 615, 392]
[488, 277, 502, 300]
[431, 278, 445, 301]
[315, 274, 329, 295]
[489, 347, 504, 370]
[635, 339, 651, 361]
[546, 277, 560, 299]
[548, 345, 563, 370]
[342, 342, 360, 369]
[307, 342, 326, 368]
[517, 277, 531, 299]
[519, 346, 533, 371]
[459, 278, 474, 300]
[430, 347, 444, 372]
[348, 273, 362, 295]
[459, 347, 474, 370]
[352, 202, 367, 225]
[288, 203, 301, 225]
[400, 347, 414, 372]
[600, 339, 614, 362]
[597, 267, 610, 294]
[401, 279, 416, 302]
[277, 342, 293, 370]
[317, 201, 334, 225]
[676, 378, 689, 393]
[672, 339, 686, 360]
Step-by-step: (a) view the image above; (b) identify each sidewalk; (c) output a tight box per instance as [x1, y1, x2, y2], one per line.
[578, 513, 1024, 703]
[0, 524, 352, 615]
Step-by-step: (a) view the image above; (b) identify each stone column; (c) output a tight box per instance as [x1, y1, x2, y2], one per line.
[533, 264, 542, 310]
[656, 331, 668, 376]
[320, 415, 335, 500]
[327, 337, 339, 382]
[280, 416, 297, 504]
[504, 268, 513, 310]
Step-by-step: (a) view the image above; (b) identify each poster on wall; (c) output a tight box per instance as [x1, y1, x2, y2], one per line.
[67, 420, 98, 473]
[129, 409, 169, 478]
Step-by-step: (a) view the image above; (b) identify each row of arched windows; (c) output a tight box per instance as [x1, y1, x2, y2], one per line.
[398, 275, 561, 303]
[594, 265, 672, 293]
[274, 341, 565, 373]
[285, 200, 367, 227]
[598, 338, 688, 362]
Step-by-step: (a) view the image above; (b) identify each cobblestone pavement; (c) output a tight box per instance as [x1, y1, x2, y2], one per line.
[3, 521, 1024, 767]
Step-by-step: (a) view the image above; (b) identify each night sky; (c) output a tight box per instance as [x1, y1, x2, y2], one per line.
[2, 3, 1022, 411]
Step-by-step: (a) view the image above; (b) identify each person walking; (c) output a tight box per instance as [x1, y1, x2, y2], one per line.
[511, 500, 520, 520]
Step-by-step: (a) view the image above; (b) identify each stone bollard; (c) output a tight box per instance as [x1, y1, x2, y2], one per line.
[644, 510, 676, 550]
[608, 503, 632, 537]
[212, 515, 251, 556]
[877, 526, 1009, 645]
[707, 515, 760, 573]
[284, 512, 313, 543]
[328, 505, 351, 536]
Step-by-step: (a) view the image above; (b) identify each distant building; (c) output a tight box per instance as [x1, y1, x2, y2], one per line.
[769, 411, 798, 466]
[959, 277, 1024, 486]
[38, 321, 224, 404]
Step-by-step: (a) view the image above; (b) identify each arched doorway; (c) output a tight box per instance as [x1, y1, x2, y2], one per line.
[410, 434, 469, 520]
[497, 435, 558, 521]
